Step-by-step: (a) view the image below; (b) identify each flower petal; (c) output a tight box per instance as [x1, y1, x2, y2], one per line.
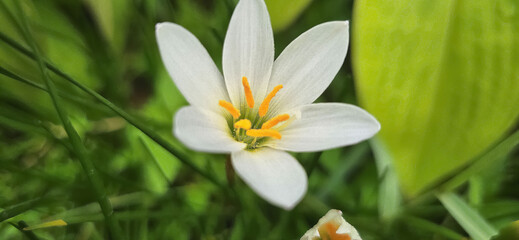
[268, 21, 349, 114]
[223, 0, 274, 106]
[156, 22, 229, 112]
[336, 221, 362, 240]
[268, 103, 380, 152]
[231, 148, 307, 210]
[174, 106, 246, 153]
[300, 209, 362, 240]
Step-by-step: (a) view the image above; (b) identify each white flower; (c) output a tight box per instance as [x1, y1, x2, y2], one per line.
[156, 0, 380, 210]
[301, 209, 362, 240]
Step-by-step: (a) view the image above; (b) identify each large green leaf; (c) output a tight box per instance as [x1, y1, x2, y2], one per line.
[353, 0, 519, 196]
[492, 221, 519, 240]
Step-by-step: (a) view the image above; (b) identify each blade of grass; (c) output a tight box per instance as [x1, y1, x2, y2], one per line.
[401, 215, 466, 240]
[10, 221, 40, 240]
[481, 201, 519, 220]
[49, 192, 149, 220]
[0, 114, 47, 136]
[11, 3, 121, 239]
[372, 138, 402, 220]
[439, 129, 519, 192]
[25, 210, 181, 230]
[0, 197, 46, 223]
[0, 66, 46, 91]
[0, 113, 74, 151]
[438, 192, 498, 240]
[0, 66, 112, 114]
[0, 164, 72, 187]
[317, 143, 369, 200]
[410, 129, 519, 206]
[140, 137, 171, 184]
[0, 30, 223, 188]
[23, 219, 67, 231]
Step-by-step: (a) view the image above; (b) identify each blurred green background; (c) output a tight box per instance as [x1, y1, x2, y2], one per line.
[0, 0, 518, 239]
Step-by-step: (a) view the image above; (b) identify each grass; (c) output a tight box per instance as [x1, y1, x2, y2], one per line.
[0, 0, 518, 239]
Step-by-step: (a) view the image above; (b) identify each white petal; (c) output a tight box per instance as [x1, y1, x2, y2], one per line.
[156, 23, 229, 112]
[301, 210, 342, 240]
[300, 209, 362, 240]
[231, 148, 307, 210]
[174, 106, 246, 153]
[222, 0, 274, 106]
[268, 103, 380, 152]
[268, 21, 349, 114]
[337, 221, 362, 240]
[299, 229, 320, 240]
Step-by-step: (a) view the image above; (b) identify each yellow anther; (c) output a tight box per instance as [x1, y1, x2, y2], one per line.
[234, 119, 252, 130]
[246, 129, 282, 140]
[261, 114, 290, 129]
[259, 85, 283, 117]
[242, 76, 254, 108]
[219, 100, 240, 119]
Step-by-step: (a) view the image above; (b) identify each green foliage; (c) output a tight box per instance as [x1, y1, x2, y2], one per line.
[439, 192, 497, 240]
[0, 0, 518, 239]
[84, 0, 131, 53]
[353, 0, 519, 196]
[265, 0, 312, 32]
[492, 221, 519, 240]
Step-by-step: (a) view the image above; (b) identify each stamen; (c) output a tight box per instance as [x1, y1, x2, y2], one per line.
[234, 119, 252, 130]
[261, 114, 290, 129]
[246, 129, 282, 139]
[218, 100, 240, 119]
[318, 222, 351, 240]
[242, 77, 254, 108]
[259, 85, 283, 117]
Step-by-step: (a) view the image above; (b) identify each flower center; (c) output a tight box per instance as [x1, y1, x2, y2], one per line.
[218, 76, 290, 149]
[317, 222, 351, 240]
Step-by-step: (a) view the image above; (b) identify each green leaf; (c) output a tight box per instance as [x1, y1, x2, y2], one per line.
[265, 0, 312, 32]
[439, 129, 519, 193]
[0, 30, 224, 188]
[11, 2, 121, 238]
[438, 192, 498, 240]
[140, 133, 181, 194]
[31, 1, 96, 89]
[0, 197, 46, 223]
[84, 0, 130, 53]
[492, 221, 519, 240]
[353, 0, 519, 196]
[316, 143, 369, 201]
[401, 215, 466, 240]
[372, 139, 402, 220]
[10, 221, 40, 240]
